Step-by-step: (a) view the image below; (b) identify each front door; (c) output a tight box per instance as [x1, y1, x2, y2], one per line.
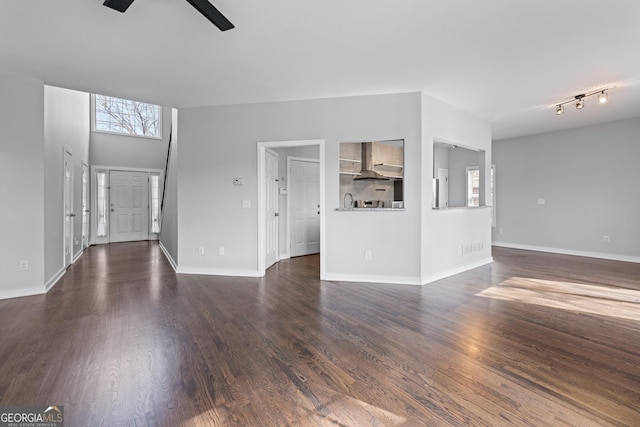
[290, 159, 320, 257]
[265, 149, 279, 269]
[109, 170, 149, 243]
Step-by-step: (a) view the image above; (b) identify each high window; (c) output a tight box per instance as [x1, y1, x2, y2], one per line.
[93, 94, 161, 138]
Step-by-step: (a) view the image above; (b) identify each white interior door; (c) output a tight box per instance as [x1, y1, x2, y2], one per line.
[63, 149, 74, 267]
[265, 149, 279, 269]
[109, 170, 149, 243]
[290, 159, 320, 257]
[81, 162, 89, 249]
[437, 168, 449, 208]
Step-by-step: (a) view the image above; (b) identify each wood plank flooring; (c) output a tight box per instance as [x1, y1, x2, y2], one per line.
[1, 242, 639, 426]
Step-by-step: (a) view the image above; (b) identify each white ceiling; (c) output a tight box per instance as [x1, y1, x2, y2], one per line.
[2, 0, 640, 140]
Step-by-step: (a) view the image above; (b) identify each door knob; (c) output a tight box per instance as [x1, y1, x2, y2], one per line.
[69, 213, 76, 217]
[110, 209, 114, 212]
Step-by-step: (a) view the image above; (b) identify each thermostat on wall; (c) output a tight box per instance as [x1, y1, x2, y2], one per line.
[233, 177, 244, 185]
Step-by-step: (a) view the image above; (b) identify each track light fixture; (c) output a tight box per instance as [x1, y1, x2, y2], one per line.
[554, 88, 609, 115]
[598, 90, 608, 103]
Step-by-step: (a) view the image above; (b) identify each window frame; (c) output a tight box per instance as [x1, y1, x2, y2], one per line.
[91, 94, 162, 140]
[466, 166, 480, 207]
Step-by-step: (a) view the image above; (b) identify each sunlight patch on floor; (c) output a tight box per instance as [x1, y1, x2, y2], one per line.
[183, 386, 407, 426]
[476, 277, 640, 322]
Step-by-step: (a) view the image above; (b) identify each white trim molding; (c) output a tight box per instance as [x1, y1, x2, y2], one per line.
[0, 287, 46, 301]
[159, 242, 178, 271]
[421, 258, 494, 285]
[176, 266, 262, 278]
[492, 241, 640, 264]
[45, 266, 67, 292]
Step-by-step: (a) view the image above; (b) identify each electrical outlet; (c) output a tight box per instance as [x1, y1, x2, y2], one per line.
[19, 261, 29, 271]
[198, 246, 205, 255]
[242, 200, 251, 208]
[603, 235, 610, 243]
[537, 198, 545, 205]
[498, 228, 503, 234]
[364, 250, 372, 261]
[219, 247, 225, 255]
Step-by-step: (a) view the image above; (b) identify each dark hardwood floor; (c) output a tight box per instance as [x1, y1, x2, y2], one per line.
[1, 242, 639, 426]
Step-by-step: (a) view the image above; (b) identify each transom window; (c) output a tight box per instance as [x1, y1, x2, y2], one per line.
[93, 94, 161, 138]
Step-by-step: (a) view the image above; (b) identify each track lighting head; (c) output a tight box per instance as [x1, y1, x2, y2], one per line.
[598, 90, 608, 103]
[554, 88, 609, 115]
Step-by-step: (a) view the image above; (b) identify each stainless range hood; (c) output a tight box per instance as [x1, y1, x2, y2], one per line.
[353, 142, 389, 181]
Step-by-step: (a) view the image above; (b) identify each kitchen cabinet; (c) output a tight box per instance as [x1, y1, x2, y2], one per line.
[339, 142, 362, 176]
[372, 143, 403, 178]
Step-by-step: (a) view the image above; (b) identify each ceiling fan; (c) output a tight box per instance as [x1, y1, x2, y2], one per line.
[103, 0, 234, 31]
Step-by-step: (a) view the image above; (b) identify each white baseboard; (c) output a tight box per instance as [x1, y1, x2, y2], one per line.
[45, 266, 67, 292]
[322, 273, 424, 286]
[0, 286, 45, 300]
[421, 257, 494, 285]
[322, 258, 494, 286]
[73, 249, 84, 264]
[158, 242, 178, 271]
[492, 241, 640, 264]
[176, 266, 262, 277]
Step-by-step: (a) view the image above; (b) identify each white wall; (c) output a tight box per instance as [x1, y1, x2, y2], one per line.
[492, 117, 640, 262]
[44, 86, 90, 287]
[159, 109, 179, 268]
[177, 92, 492, 284]
[177, 93, 424, 281]
[420, 94, 493, 283]
[0, 74, 45, 299]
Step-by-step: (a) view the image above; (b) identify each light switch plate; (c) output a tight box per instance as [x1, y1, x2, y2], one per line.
[242, 200, 251, 208]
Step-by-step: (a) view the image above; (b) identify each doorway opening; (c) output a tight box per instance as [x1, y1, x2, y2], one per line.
[257, 140, 325, 279]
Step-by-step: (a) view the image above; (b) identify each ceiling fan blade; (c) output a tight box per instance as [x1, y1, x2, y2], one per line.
[103, 0, 136, 13]
[185, 0, 234, 31]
